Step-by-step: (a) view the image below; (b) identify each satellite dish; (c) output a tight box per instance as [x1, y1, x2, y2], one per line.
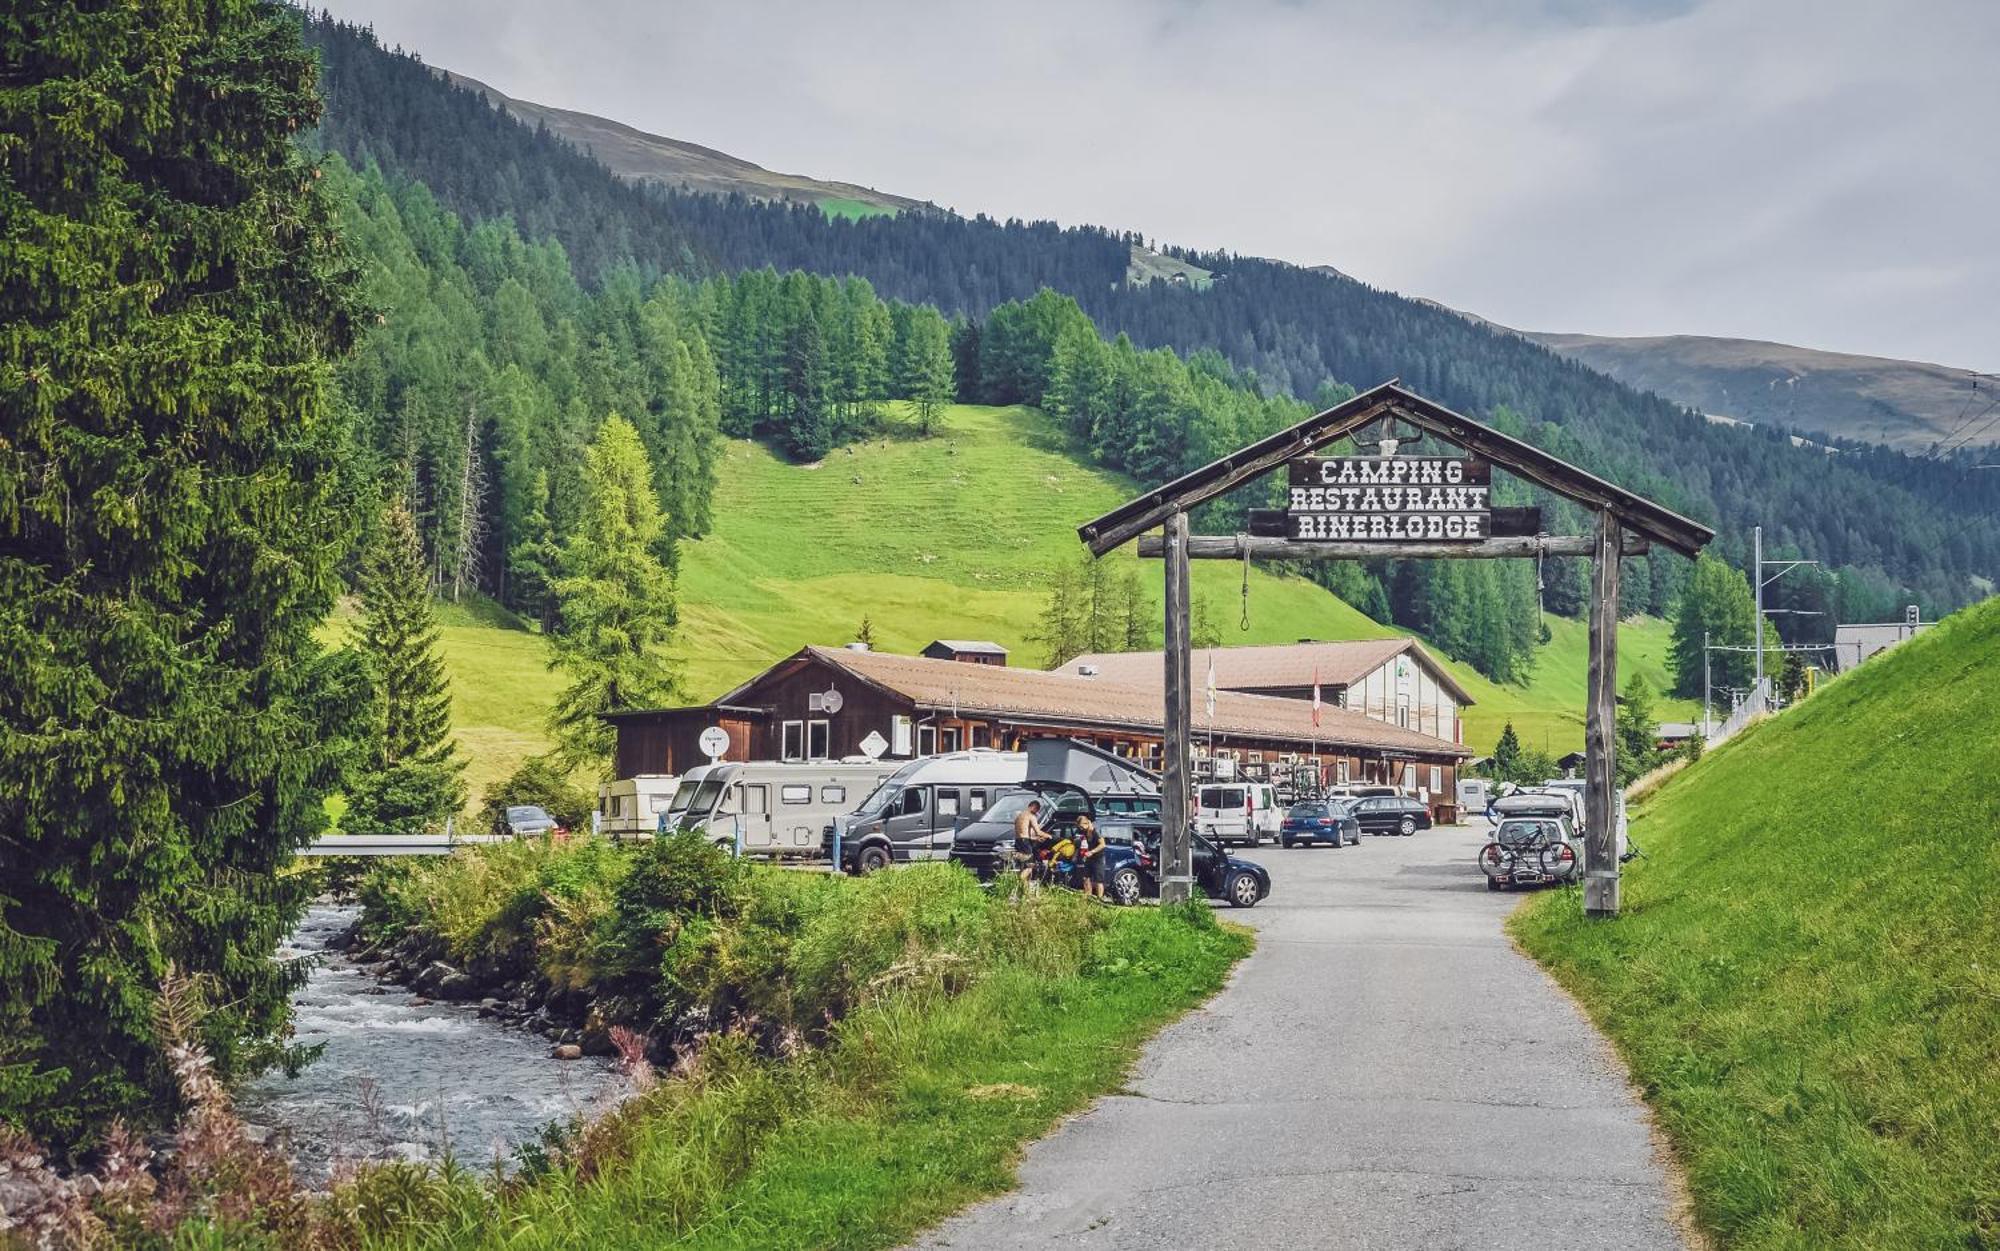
[822, 686, 845, 714]
[697, 725, 730, 761]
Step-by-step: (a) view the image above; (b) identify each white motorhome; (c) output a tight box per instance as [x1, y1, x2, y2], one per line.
[597, 774, 679, 837]
[669, 760, 901, 858]
[827, 749, 1029, 873]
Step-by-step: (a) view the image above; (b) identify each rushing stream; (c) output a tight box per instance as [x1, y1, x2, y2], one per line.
[238, 903, 628, 1183]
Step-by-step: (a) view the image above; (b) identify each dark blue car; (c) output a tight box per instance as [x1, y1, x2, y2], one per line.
[1280, 800, 1360, 848]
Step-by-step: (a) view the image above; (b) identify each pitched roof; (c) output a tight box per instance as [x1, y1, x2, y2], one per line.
[924, 639, 1009, 655]
[1078, 380, 1714, 559]
[1057, 637, 1473, 704]
[806, 646, 1468, 758]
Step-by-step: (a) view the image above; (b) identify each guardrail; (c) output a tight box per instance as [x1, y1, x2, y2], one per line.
[297, 833, 515, 857]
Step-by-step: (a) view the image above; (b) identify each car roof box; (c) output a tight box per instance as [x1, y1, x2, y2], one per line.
[1492, 792, 1574, 817]
[1025, 737, 1160, 796]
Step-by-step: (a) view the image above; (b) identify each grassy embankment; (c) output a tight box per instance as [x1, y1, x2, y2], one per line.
[409, 403, 1695, 804]
[338, 841, 1251, 1249]
[1513, 597, 2000, 1249]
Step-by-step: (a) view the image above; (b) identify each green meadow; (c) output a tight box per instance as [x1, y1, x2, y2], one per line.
[411, 403, 1696, 805]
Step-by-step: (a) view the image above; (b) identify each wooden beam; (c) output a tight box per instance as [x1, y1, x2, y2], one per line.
[1159, 512, 1194, 907]
[1584, 511, 1622, 918]
[1246, 505, 1546, 539]
[1136, 534, 1650, 561]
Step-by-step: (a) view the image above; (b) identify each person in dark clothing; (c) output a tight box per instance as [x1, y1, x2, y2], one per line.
[1074, 815, 1107, 899]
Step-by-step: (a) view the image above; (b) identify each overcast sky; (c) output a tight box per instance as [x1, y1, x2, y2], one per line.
[324, 0, 1999, 372]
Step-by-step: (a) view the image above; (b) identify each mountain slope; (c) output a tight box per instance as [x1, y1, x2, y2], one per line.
[410, 402, 1698, 805]
[1523, 331, 1992, 453]
[1513, 596, 2000, 1248]
[444, 71, 924, 217]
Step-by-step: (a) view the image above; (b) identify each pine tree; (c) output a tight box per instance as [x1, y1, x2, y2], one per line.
[1667, 552, 1759, 698]
[1030, 559, 1086, 667]
[1492, 723, 1524, 782]
[1116, 567, 1154, 651]
[856, 616, 877, 648]
[1614, 672, 1661, 785]
[547, 416, 681, 770]
[0, 1, 368, 1150]
[508, 470, 562, 630]
[782, 314, 834, 460]
[896, 308, 955, 436]
[344, 502, 468, 834]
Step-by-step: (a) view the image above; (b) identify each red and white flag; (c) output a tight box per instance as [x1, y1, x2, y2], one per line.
[1311, 665, 1323, 727]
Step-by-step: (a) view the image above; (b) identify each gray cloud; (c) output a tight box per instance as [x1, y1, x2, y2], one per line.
[322, 0, 2000, 371]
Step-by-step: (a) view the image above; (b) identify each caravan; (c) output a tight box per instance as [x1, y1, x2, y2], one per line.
[669, 760, 901, 857]
[597, 774, 679, 837]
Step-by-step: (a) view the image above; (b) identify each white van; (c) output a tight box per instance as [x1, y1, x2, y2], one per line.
[828, 750, 1029, 873]
[597, 774, 679, 837]
[670, 760, 901, 858]
[1197, 781, 1282, 847]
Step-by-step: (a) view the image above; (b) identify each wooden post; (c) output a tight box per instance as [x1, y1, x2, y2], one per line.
[1159, 511, 1194, 905]
[1584, 510, 1622, 918]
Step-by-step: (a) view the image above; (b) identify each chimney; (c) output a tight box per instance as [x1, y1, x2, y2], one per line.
[1078, 663, 1099, 677]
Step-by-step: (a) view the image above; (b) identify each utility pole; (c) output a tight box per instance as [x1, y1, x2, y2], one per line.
[1753, 523, 1819, 705]
[1702, 629, 1712, 738]
[1753, 525, 1764, 694]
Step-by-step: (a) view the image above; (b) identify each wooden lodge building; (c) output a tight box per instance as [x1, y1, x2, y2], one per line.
[607, 639, 1473, 816]
[1057, 637, 1471, 746]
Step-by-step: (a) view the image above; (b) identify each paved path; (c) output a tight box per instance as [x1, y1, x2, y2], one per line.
[915, 824, 1684, 1251]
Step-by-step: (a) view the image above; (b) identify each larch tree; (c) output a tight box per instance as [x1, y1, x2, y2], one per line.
[344, 501, 467, 834]
[0, 0, 368, 1150]
[547, 416, 680, 770]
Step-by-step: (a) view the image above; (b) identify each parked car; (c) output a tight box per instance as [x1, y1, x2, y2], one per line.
[948, 739, 1161, 878]
[1323, 784, 1399, 802]
[1196, 781, 1283, 847]
[1350, 794, 1433, 836]
[1279, 800, 1360, 848]
[502, 804, 564, 837]
[1477, 802, 1581, 891]
[826, 750, 1028, 873]
[1097, 820, 1271, 908]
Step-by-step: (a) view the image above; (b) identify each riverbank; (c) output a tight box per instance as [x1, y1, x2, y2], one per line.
[237, 903, 628, 1183]
[13, 835, 1249, 1248]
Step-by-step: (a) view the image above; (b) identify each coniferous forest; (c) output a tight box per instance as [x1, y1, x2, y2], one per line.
[299, 12, 1999, 630]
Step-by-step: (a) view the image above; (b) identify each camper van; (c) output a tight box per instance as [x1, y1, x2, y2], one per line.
[670, 760, 901, 858]
[597, 774, 679, 837]
[1196, 781, 1283, 847]
[826, 749, 1029, 873]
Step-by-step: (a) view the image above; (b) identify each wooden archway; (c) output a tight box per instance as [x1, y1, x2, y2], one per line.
[1079, 381, 1713, 917]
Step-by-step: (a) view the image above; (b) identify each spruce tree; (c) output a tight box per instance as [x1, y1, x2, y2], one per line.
[547, 416, 681, 769]
[0, 0, 366, 1149]
[1492, 723, 1524, 782]
[1615, 672, 1661, 784]
[344, 502, 467, 834]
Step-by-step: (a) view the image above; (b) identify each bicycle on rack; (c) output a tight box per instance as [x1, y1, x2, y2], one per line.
[1477, 812, 1582, 891]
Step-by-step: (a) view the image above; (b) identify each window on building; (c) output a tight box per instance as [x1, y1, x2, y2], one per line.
[970, 724, 989, 748]
[941, 726, 962, 752]
[1402, 763, 1418, 791]
[892, 715, 913, 756]
[1396, 699, 1411, 729]
[1429, 766, 1443, 793]
[780, 720, 804, 761]
[780, 785, 811, 805]
[1336, 759, 1351, 784]
[918, 724, 936, 755]
[807, 718, 830, 760]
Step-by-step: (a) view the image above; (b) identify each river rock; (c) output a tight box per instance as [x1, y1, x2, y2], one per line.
[411, 961, 458, 996]
[552, 1044, 583, 1060]
[433, 971, 479, 1001]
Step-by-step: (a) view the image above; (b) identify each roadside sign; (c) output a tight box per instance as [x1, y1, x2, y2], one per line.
[858, 730, 887, 759]
[698, 725, 730, 761]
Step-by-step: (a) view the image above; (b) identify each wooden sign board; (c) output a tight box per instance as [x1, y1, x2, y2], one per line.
[1286, 457, 1491, 542]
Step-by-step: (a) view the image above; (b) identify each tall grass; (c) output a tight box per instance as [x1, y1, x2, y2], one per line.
[1513, 597, 2000, 1250]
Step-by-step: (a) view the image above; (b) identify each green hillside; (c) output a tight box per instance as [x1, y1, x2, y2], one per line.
[415, 403, 1696, 803]
[1513, 597, 2000, 1249]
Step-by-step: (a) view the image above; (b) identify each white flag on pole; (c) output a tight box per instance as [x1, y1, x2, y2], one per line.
[1204, 654, 1217, 720]
[1312, 665, 1322, 727]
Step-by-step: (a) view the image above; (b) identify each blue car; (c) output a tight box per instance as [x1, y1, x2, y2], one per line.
[1280, 800, 1360, 848]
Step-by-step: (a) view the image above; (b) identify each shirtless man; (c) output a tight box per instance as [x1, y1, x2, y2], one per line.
[1012, 798, 1048, 885]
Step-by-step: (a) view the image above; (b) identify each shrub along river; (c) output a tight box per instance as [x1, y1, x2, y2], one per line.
[236, 903, 629, 1183]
